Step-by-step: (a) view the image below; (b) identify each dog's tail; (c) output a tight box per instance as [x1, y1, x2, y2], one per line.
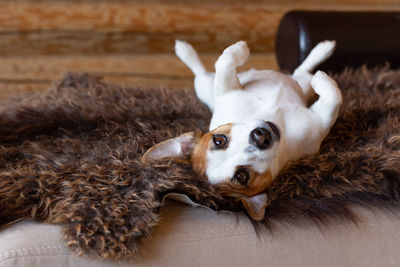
[175, 40, 207, 75]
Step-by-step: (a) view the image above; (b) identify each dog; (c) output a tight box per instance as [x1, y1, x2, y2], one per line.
[142, 40, 342, 220]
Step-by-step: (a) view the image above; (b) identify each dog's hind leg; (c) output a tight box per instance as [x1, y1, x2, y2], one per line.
[213, 41, 250, 96]
[175, 40, 215, 110]
[292, 40, 336, 102]
[175, 40, 207, 76]
[310, 71, 342, 135]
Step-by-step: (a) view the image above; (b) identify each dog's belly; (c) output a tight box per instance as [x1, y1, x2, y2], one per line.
[209, 70, 307, 130]
[239, 69, 304, 99]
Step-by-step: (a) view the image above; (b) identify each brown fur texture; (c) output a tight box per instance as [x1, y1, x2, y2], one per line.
[1, 66, 400, 258]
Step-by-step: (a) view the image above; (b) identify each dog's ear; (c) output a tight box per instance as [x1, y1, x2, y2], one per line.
[141, 131, 202, 165]
[241, 193, 268, 221]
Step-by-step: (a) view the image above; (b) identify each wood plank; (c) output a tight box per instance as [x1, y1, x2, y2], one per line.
[0, 76, 194, 102]
[0, 76, 193, 101]
[0, 2, 281, 54]
[0, 2, 397, 32]
[0, 53, 278, 99]
[0, 82, 49, 101]
[0, 53, 278, 80]
[0, 31, 277, 55]
[4, 0, 400, 9]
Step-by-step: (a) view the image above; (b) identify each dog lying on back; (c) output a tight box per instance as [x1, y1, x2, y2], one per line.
[142, 40, 342, 220]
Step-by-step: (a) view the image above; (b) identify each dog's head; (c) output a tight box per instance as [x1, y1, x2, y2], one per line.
[142, 120, 281, 220]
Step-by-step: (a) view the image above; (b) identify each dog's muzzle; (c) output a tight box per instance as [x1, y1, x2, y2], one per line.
[249, 121, 280, 150]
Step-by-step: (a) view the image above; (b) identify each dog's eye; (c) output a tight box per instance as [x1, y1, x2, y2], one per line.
[233, 168, 249, 185]
[212, 134, 227, 149]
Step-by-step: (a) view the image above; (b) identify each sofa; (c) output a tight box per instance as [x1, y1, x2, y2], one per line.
[1, 199, 400, 266]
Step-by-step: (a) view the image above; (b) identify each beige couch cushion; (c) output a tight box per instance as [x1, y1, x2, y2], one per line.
[1, 200, 400, 267]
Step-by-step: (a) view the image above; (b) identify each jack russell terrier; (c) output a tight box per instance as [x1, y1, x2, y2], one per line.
[142, 40, 342, 220]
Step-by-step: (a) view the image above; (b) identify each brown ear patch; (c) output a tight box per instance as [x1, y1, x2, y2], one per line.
[191, 132, 212, 176]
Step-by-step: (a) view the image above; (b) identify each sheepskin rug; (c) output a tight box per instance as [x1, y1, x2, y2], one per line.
[1, 66, 400, 259]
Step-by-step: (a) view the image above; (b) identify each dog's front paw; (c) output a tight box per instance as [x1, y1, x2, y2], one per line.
[216, 41, 250, 69]
[311, 71, 336, 91]
[311, 71, 342, 104]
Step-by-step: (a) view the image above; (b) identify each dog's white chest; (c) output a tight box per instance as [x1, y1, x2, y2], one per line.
[209, 70, 305, 131]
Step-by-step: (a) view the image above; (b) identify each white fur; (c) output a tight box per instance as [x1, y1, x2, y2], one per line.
[175, 40, 342, 185]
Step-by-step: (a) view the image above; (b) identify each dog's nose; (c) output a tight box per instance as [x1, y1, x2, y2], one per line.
[250, 127, 272, 150]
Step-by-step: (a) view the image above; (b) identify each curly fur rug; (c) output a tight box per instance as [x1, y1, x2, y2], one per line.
[1, 66, 400, 259]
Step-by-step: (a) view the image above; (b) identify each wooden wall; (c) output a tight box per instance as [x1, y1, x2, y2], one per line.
[2, 0, 400, 55]
[0, 0, 399, 98]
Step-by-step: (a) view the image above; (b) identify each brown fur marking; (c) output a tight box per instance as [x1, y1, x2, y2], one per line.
[191, 123, 232, 177]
